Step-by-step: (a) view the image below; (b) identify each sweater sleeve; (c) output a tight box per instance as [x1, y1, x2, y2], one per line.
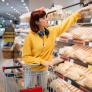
[22, 35, 44, 64]
[49, 12, 81, 37]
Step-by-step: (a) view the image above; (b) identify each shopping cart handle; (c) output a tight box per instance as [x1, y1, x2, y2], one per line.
[2, 66, 22, 71]
[24, 64, 40, 67]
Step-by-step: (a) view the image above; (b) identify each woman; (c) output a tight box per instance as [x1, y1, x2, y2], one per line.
[22, 6, 91, 91]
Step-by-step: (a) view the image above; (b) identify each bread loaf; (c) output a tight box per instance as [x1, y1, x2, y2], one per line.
[50, 78, 70, 92]
[66, 67, 85, 81]
[85, 56, 92, 64]
[55, 62, 73, 74]
[84, 74, 92, 89]
[59, 47, 75, 58]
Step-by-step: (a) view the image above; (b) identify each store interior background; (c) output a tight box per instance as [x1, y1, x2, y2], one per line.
[0, 0, 87, 68]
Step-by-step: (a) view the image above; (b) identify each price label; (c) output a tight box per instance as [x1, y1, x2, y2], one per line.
[70, 59, 74, 63]
[91, 18, 92, 23]
[89, 42, 92, 47]
[67, 79, 72, 84]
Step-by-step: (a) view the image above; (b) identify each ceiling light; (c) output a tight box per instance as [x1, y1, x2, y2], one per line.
[2, 20, 5, 23]
[1, 0, 5, 2]
[25, 7, 29, 12]
[6, 3, 9, 6]
[10, 20, 12, 23]
[6, 13, 10, 16]
[11, 6, 13, 9]
[21, 0, 24, 2]
[25, 6, 28, 9]
[13, 8, 16, 11]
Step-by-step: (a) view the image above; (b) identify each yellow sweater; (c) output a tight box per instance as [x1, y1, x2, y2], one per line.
[22, 12, 81, 71]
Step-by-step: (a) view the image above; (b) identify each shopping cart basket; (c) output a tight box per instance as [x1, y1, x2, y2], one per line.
[2, 64, 62, 92]
[2, 64, 43, 92]
[20, 64, 43, 92]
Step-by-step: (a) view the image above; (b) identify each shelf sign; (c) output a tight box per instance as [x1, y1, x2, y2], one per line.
[91, 18, 92, 23]
[67, 79, 72, 84]
[89, 42, 92, 47]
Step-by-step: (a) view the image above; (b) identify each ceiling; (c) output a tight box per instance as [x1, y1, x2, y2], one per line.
[0, 0, 89, 21]
[0, 0, 54, 22]
[0, 0, 30, 20]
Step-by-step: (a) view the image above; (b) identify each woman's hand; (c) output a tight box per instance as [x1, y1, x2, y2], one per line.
[78, 6, 92, 16]
[42, 57, 63, 66]
[42, 61, 53, 67]
[52, 57, 63, 65]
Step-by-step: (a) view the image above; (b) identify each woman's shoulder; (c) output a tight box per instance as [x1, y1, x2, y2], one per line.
[27, 29, 35, 36]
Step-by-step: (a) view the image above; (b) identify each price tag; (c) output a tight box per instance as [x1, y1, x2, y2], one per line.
[67, 79, 72, 84]
[89, 42, 92, 47]
[70, 59, 74, 63]
[91, 18, 92, 23]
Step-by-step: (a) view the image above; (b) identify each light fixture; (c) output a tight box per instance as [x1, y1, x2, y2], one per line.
[2, 20, 5, 23]
[11, 6, 13, 9]
[25, 6, 28, 9]
[1, 0, 5, 2]
[6, 3, 9, 6]
[25, 7, 29, 12]
[21, 0, 24, 2]
[10, 20, 12, 23]
[13, 8, 16, 11]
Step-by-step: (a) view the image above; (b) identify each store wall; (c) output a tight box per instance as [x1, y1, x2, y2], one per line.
[29, 0, 53, 11]
[28, 0, 82, 12]
[52, 0, 82, 11]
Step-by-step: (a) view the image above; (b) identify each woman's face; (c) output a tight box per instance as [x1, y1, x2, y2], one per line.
[38, 16, 48, 28]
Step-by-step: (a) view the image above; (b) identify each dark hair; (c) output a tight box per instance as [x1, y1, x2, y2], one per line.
[30, 10, 46, 33]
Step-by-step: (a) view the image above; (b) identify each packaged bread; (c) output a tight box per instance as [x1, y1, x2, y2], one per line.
[84, 74, 92, 89]
[59, 47, 75, 58]
[84, 56, 92, 64]
[61, 33, 73, 39]
[78, 74, 92, 89]
[54, 62, 73, 74]
[55, 62, 85, 81]
[66, 66, 85, 81]
[50, 78, 70, 92]
[50, 78, 83, 92]
[70, 27, 92, 41]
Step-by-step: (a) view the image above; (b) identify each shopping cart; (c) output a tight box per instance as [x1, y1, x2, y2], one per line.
[2, 62, 64, 92]
[2, 64, 44, 92]
[1, 65, 22, 92]
[20, 64, 43, 92]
